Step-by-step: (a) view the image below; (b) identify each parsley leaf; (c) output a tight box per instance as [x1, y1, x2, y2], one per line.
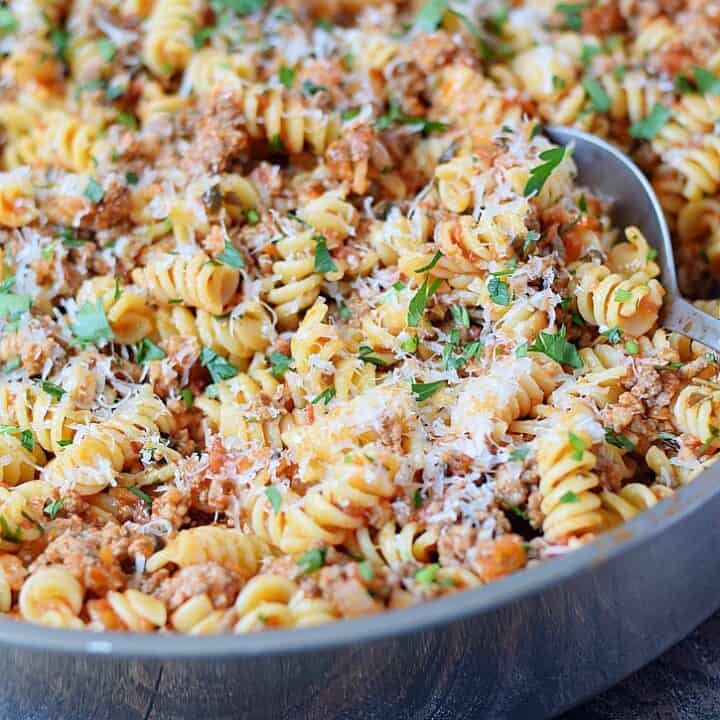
[555, 2, 584, 30]
[278, 65, 295, 89]
[613, 288, 632, 303]
[509, 447, 529, 462]
[604, 427, 635, 451]
[302, 79, 328, 96]
[408, 275, 441, 327]
[358, 345, 387, 367]
[699, 426, 719, 456]
[128, 486, 152, 504]
[268, 351, 294, 378]
[559, 490, 579, 503]
[0, 8, 17, 35]
[136, 337, 166, 363]
[313, 235, 337, 273]
[311, 386, 336, 404]
[358, 560, 375, 581]
[96, 38, 117, 62]
[413, 0, 447, 32]
[376, 98, 447, 135]
[265, 485, 282, 514]
[583, 76, 610, 112]
[630, 103, 670, 140]
[411, 379, 446, 401]
[296, 547, 325, 575]
[412, 488, 423, 508]
[44, 498, 64, 520]
[450, 304, 469, 328]
[524, 146, 570, 197]
[415, 251, 442, 272]
[71, 300, 114, 343]
[36, 380, 64, 401]
[84, 178, 104, 204]
[211, 0, 266, 15]
[200, 346, 238, 382]
[180, 388, 193, 409]
[523, 230, 541, 253]
[414, 563, 440, 584]
[568, 431, 585, 461]
[601, 326, 623, 344]
[217, 239, 245, 268]
[693, 66, 720, 95]
[488, 276, 511, 305]
[527, 326, 582, 368]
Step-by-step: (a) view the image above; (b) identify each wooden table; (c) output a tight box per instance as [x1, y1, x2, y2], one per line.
[562, 610, 720, 719]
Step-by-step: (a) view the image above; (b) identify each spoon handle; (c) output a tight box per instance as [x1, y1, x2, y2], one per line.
[662, 296, 720, 356]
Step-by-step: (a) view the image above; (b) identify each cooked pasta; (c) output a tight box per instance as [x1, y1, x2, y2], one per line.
[0, 0, 716, 635]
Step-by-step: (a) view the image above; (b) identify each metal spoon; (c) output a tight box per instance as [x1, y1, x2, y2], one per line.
[545, 126, 720, 354]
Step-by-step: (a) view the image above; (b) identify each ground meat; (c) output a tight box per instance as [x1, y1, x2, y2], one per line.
[325, 124, 392, 195]
[29, 522, 154, 596]
[184, 90, 249, 173]
[602, 391, 644, 433]
[85, 182, 133, 233]
[150, 334, 200, 398]
[582, 1, 626, 33]
[153, 562, 242, 610]
[494, 458, 540, 507]
[317, 564, 381, 617]
[152, 487, 191, 532]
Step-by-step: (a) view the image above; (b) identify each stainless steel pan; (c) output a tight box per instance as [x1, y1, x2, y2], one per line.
[0, 466, 718, 719]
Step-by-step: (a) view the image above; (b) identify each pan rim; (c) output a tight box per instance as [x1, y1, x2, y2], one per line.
[0, 459, 716, 659]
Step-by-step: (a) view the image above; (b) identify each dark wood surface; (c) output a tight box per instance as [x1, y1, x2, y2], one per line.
[562, 610, 720, 720]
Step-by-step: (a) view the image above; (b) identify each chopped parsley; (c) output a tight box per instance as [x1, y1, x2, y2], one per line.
[128, 486, 153, 505]
[217, 239, 245, 269]
[527, 326, 583, 368]
[265, 485, 282, 514]
[96, 38, 117, 62]
[408, 274, 441, 327]
[559, 490, 579, 503]
[415, 251, 442, 273]
[509, 447, 529, 461]
[180, 388, 193, 409]
[296, 547, 326, 576]
[524, 146, 571, 197]
[625, 340, 639, 355]
[302, 79, 328, 96]
[71, 300, 114, 343]
[358, 345, 387, 367]
[358, 560, 375, 582]
[613, 288, 632, 303]
[84, 178, 104, 204]
[450, 304, 470, 328]
[601, 326, 623, 344]
[583, 76, 610, 112]
[278, 65, 295, 89]
[268, 351, 294, 377]
[412, 488, 423, 508]
[376, 98, 447, 135]
[630, 104, 670, 140]
[412, 0, 447, 32]
[568, 431, 585, 461]
[44, 498, 64, 520]
[411, 379, 446, 401]
[313, 235, 337, 273]
[136, 337, 166, 363]
[341, 108, 360, 121]
[200, 346, 238, 382]
[555, 2, 584, 30]
[699, 427, 719, 456]
[693, 66, 720, 95]
[604, 428, 635, 451]
[36, 380, 64, 401]
[311, 386, 336, 405]
[488, 275, 511, 306]
[414, 563, 440, 585]
[523, 230, 541, 253]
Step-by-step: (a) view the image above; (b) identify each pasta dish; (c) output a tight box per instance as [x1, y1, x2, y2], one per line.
[0, 0, 717, 634]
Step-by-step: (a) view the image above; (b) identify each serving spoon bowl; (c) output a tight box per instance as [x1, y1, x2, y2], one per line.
[546, 126, 720, 353]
